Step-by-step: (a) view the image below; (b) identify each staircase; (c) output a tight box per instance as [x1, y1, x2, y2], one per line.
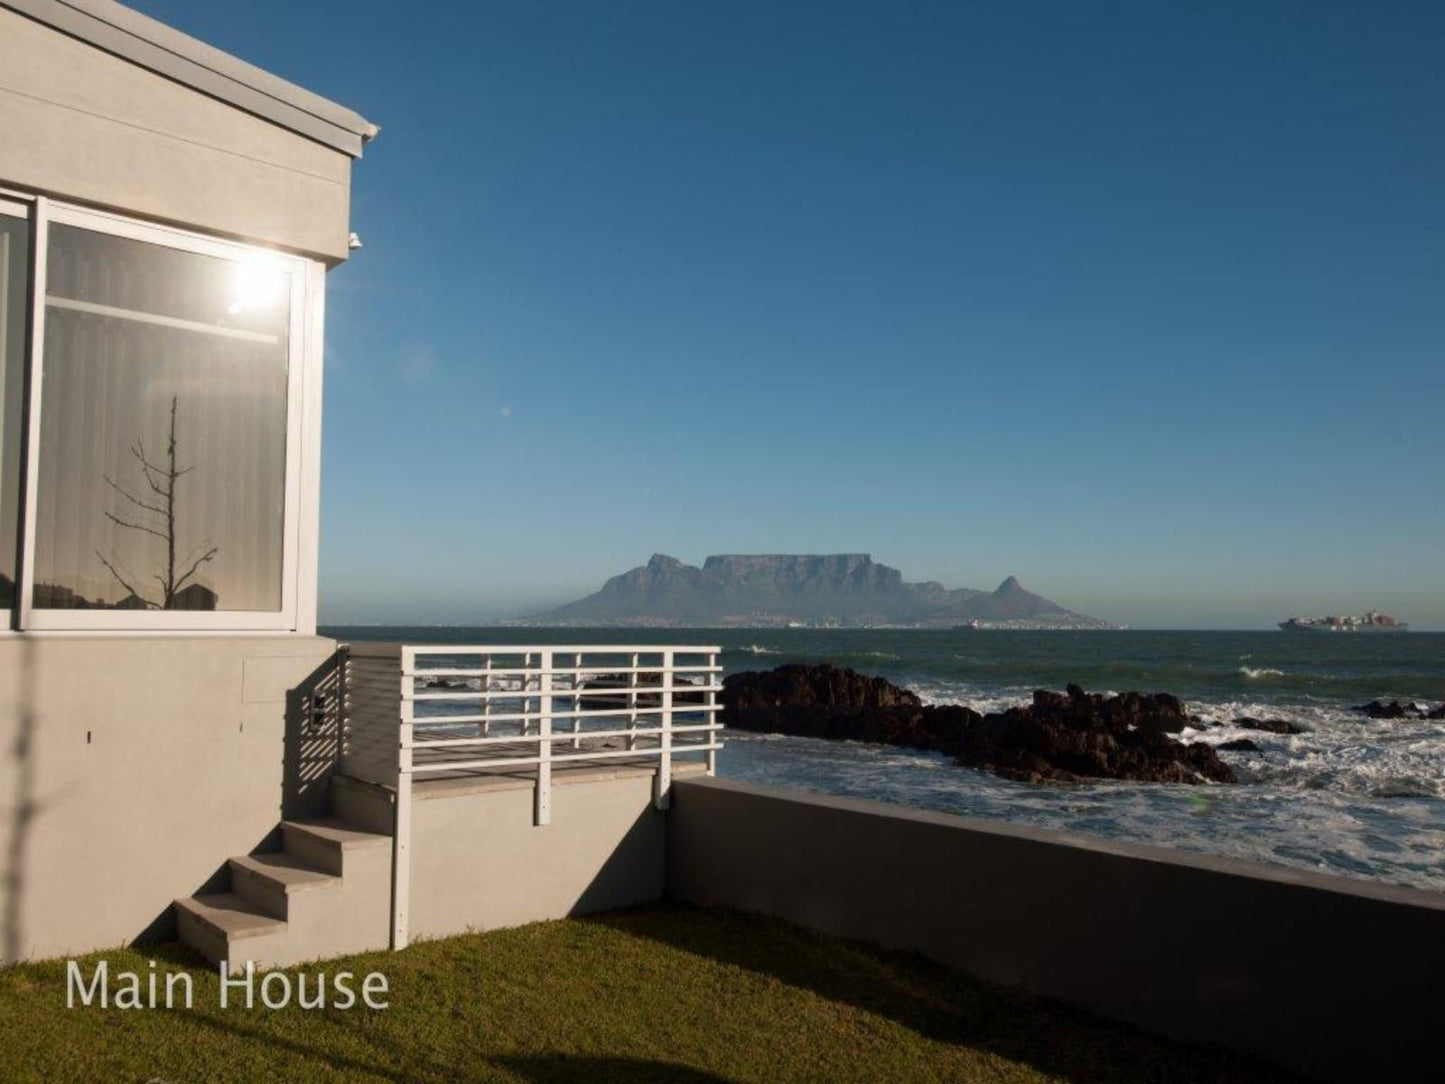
[175, 815, 393, 970]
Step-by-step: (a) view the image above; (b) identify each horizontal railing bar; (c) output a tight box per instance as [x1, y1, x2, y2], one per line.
[407, 665, 722, 680]
[549, 744, 721, 765]
[405, 743, 723, 774]
[406, 645, 721, 657]
[405, 683, 723, 702]
[403, 704, 720, 725]
[408, 723, 723, 749]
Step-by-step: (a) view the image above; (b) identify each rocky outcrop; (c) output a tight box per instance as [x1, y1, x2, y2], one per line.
[1234, 716, 1306, 735]
[1354, 699, 1445, 720]
[1218, 738, 1261, 752]
[722, 666, 1235, 785]
[951, 686, 1234, 785]
[720, 664, 979, 751]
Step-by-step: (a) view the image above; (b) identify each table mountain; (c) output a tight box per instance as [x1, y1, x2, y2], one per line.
[532, 553, 1107, 627]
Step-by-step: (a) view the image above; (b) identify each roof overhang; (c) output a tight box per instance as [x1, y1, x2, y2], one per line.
[2, 0, 378, 156]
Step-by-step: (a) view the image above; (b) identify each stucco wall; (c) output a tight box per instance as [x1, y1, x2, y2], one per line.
[0, 6, 354, 261]
[0, 634, 339, 962]
[403, 768, 689, 941]
[668, 776, 1445, 1084]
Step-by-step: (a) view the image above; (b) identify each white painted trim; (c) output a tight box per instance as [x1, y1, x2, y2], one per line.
[392, 645, 414, 950]
[21, 201, 324, 633]
[44, 295, 281, 345]
[293, 260, 326, 635]
[404, 645, 723, 656]
[16, 198, 48, 633]
[0, 185, 38, 207]
[275, 262, 306, 628]
[0, 628, 334, 640]
[46, 201, 304, 264]
[0, 197, 28, 629]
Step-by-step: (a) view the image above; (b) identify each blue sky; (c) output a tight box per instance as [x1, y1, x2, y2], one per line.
[136, 1, 1444, 628]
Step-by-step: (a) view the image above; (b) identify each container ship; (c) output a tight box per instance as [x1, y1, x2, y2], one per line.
[1278, 611, 1408, 633]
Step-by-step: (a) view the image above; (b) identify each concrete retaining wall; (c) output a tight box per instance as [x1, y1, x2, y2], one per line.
[0, 635, 339, 961]
[667, 776, 1445, 1083]
[399, 767, 687, 941]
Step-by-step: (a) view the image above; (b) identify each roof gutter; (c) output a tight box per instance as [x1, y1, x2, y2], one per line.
[1, 0, 378, 156]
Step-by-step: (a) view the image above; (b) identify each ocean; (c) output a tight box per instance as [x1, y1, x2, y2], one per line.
[326, 627, 1445, 892]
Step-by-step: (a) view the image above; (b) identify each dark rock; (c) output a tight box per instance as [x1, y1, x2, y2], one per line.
[1218, 738, 1261, 752]
[951, 685, 1234, 785]
[424, 678, 469, 691]
[721, 664, 972, 752]
[1429, 703, 1445, 720]
[722, 666, 1234, 785]
[1234, 716, 1306, 735]
[1354, 699, 1428, 720]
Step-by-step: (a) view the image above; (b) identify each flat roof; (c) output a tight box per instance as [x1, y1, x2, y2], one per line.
[3, 0, 378, 156]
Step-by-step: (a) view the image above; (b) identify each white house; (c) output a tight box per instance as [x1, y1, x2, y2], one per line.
[0, 0, 376, 961]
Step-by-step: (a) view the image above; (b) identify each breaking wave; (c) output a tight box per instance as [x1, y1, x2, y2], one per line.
[1239, 665, 1286, 679]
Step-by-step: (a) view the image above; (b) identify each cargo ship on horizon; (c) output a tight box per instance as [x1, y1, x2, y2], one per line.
[1278, 611, 1408, 633]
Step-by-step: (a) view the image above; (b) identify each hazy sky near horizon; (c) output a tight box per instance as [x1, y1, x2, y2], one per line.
[137, 1, 1444, 629]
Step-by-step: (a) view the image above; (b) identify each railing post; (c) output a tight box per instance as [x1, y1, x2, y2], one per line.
[654, 648, 673, 810]
[520, 651, 532, 737]
[536, 650, 552, 826]
[393, 646, 414, 950]
[481, 652, 491, 737]
[571, 650, 583, 750]
[706, 650, 719, 776]
[627, 652, 639, 751]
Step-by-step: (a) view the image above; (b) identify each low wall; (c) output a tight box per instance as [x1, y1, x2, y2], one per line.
[0, 635, 339, 962]
[667, 777, 1445, 1083]
[400, 766, 692, 941]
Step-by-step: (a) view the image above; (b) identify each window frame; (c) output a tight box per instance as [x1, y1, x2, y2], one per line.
[0, 193, 33, 621]
[9, 197, 323, 633]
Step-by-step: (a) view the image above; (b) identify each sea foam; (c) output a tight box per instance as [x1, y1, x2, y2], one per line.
[1238, 665, 1286, 679]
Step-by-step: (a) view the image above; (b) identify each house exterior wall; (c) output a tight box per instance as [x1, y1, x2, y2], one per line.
[667, 776, 1445, 1084]
[0, 6, 354, 262]
[0, 635, 338, 961]
[0, 5, 368, 963]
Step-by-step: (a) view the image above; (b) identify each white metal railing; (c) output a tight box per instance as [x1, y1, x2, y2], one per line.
[387, 644, 724, 948]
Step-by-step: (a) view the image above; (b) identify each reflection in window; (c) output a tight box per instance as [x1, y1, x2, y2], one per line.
[0, 212, 28, 610]
[34, 224, 290, 611]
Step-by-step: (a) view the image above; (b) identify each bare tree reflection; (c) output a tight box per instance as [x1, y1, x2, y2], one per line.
[97, 395, 218, 610]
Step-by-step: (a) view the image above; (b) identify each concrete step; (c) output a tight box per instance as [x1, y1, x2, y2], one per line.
[176, 808, 393, 971]
[281, 817, 390, 876]
[175, 892, 285, 966]
[331, 774, 395, 835]
[228, 853, 339, 920]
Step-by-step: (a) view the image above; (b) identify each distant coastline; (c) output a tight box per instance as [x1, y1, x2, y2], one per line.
[523, 553, 1114, 629]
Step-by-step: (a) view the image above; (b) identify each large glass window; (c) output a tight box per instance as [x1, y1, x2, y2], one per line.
[32, 221, 294, 613]
[0, 205, 30, 612]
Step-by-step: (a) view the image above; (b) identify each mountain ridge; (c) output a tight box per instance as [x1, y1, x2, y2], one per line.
[529, 553, 1108, 628]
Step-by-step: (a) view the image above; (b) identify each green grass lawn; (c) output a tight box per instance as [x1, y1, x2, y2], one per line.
[0, 904, 1297, 1083]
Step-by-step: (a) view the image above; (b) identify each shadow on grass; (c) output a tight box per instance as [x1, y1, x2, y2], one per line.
[491, 1056, 732, 1083]
[175, 1009, 732, 1084]
[585, 904, 1301, 1084]
[159, 944, 734, 1084]
[175, 1010, 428, 1082]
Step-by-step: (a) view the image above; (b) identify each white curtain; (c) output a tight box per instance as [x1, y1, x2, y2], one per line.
[32, 224, 289, 611]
